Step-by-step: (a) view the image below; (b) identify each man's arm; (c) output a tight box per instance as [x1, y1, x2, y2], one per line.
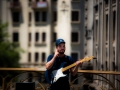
[45, 51, 59, 70]
[70, 61, 82, 76]
[45, 56, 56, 70]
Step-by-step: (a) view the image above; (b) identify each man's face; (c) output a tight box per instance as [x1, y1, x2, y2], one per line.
[56, 43, 66, 54]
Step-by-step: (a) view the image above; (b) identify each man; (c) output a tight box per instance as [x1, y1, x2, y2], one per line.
[45, 38, 82, 90]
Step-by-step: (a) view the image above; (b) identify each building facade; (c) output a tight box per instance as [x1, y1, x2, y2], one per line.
[93, 0, 120, 89]
[0, 0, 85, 83]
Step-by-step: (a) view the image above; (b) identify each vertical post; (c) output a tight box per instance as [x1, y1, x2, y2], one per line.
[2, 77, 5, 90]
[116, 0, 120, 89]
[1, 76, 8, 90]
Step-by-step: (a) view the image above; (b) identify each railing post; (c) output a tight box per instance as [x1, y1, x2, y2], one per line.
[2, 77, 5, 90]
[2, 76, 7, 90]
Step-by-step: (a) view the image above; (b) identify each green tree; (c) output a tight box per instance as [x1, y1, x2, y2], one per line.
[0, 21, 22, 86]
[0, 22, 21, 67]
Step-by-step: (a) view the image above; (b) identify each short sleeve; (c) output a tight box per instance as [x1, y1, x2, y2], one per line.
[46, 54, 54, 62]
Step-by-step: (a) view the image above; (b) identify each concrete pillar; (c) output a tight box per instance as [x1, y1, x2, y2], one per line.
[108, 0, 114, 86]
[102, 0, 106, 71]
[95, 0, 100, 73]
[57, 0, 71, 55]
[20, 0, 29, 63]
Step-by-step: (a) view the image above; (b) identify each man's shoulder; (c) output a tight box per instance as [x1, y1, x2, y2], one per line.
[49, 54, 54, 56]
[65, 55, 74, 64]
[47, 54, 54, 62]
[65, 55, 73, 60]
[48, 54, 54, 58]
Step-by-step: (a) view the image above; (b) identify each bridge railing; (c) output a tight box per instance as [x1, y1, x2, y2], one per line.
[0, 68, 120, 90]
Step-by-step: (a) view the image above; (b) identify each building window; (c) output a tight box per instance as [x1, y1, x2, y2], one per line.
[71, 52, 78, 61]
[29, 12, 31, 22]
[113, 11, 116, 42]
[35, 52, 39, 62]
[12, 12, 20, 23]
[29, 12, 32, 26]
[42, 11, 47, 22]
[35, 32, 39, 42]
[29, 33, 31, 42]
[35, 11, 47, 23]
[96, 20, 98, 42]
[95, 5, 98, 13]
[53, 11, 57, 22]
[41, 52, 46, 62]
[106, 15, 108, 42]
[13, 32, 19, 42]
[53, 32, 57, 42]
[71, 32, 79, 43]
[105, 0, 108, 7]
[35, 11, 40, 22]
[42, 32, 46, 42]
[71, 11, 79, 22]
[28, 52, 31, 62]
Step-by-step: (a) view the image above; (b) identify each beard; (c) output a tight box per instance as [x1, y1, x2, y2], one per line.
[58, 50, 65, 54]
[59, 52, 64, 54]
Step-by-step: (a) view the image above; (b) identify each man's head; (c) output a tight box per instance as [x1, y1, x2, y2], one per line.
[55, 39, 66, 54]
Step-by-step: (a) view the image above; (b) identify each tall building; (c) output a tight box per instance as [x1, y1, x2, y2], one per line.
[93, 0, 120, 89]
[0, 0, 85, 74]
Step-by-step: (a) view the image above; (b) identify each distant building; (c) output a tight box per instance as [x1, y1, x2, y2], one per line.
[0, 0, 85, 83]
[0, 0, 84, 67]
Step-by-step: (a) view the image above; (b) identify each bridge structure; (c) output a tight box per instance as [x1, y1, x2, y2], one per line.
[0, 68, 120, 90]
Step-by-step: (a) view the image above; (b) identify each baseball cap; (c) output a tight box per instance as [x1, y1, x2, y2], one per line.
[56, 39, 65, 46]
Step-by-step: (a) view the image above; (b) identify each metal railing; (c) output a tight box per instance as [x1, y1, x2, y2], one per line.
[0, 68, 120, 90]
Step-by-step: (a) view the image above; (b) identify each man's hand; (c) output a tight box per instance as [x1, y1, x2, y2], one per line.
[46, 50, 59, 70]
[54, 50, 60, 57]
[71, 60, 83, 76]
[76, 61, 82, 67]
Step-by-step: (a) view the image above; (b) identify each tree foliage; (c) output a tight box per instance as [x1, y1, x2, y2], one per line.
[0, 22, 23, 86]
[0, 22, 21, 68]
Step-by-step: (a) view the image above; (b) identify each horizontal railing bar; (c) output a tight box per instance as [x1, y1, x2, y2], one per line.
[0, 68, 120, 75]
[78, 70, 120, 75]
[0, 68, 45, 72]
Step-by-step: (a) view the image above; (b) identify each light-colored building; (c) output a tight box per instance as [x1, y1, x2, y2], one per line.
[0, 0, 85, 83]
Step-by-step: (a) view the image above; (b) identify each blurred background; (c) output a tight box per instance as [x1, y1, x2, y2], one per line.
[0, 0, 120, 89]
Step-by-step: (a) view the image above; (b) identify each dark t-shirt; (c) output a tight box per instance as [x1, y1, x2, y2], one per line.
[46, 54, 74, 90]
